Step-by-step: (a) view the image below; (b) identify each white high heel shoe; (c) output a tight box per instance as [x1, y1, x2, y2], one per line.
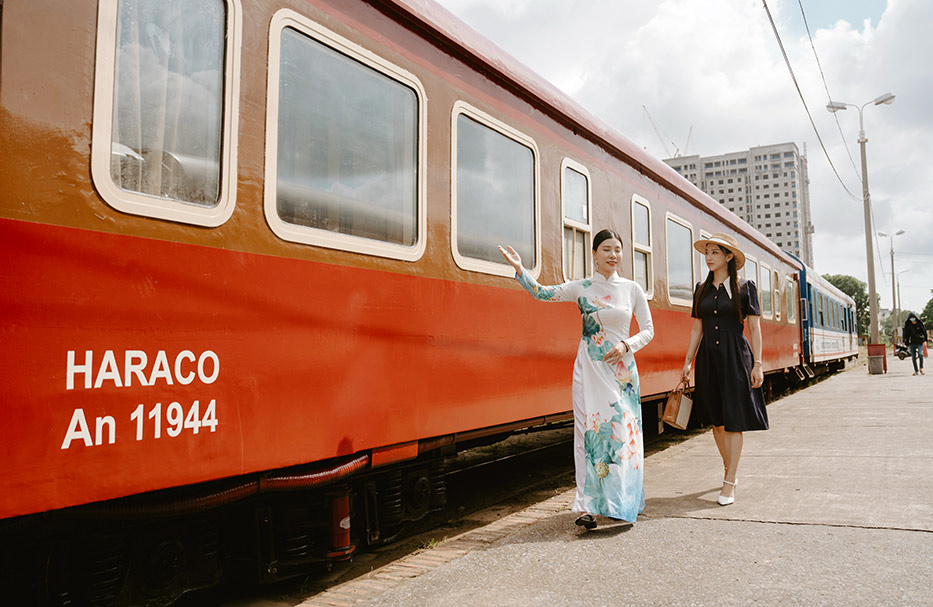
[718, 480, 736, 506]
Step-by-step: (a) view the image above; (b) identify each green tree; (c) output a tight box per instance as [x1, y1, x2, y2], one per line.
[922, 290, 933, 327]
[884, 309, 917, 342]
[823, 274, 875, 336]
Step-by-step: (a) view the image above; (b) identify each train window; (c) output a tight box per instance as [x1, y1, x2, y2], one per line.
[453, 103, 539, 276]
[632, 195, 654, 298]
[745, 256, 759, 290]
[810, 287, 820, 327]
[760, 264, 773, 319]
[562, 160, 591, 281]
[265, 12, 426, 260]
[817, 292, 825, 327]
[665, 213, 694, 306]
[773, 270, 781, 321]
[91, 0, 241, 226]
[696, 230, 711, 284]
[786, 276, 796, 323]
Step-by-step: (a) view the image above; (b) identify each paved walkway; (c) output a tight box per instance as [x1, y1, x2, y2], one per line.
[301, 358, 933, 607]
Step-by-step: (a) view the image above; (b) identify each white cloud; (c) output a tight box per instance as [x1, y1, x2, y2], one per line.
[435, 0, 933, 313]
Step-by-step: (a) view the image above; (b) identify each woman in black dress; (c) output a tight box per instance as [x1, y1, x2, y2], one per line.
[681, 233, 768, 506]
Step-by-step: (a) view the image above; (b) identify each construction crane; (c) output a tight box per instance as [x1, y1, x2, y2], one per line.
[642, 105, 692, 158]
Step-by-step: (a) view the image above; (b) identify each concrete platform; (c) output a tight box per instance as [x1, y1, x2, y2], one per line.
[301, 359, 933, 607]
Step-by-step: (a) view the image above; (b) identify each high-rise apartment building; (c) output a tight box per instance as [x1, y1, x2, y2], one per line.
[663, 142, 814, 266]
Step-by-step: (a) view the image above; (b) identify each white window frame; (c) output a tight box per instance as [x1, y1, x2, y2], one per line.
[631, 194, 654, 299]
[786, 275, 797, 323]
[451, 101, 541, 278]
[696, 229, 711, 286]
[745, 255, 760, 317]
[560, 158, 592, 282]
[664, 212, 694, 307]
[263, 10, 427, 261]
[745, 255, 760, 287]
[760, 263, 773, 319]
[774, 269, 781, 321]
[91, 0, 242, 227]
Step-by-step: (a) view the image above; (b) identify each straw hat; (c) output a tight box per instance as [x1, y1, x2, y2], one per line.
[693, 232, 746, 270]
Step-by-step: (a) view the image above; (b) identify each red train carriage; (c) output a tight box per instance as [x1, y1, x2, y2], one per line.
[0, 0, 805, 604]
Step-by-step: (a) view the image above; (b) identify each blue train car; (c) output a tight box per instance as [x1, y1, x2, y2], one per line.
[797, 261, 858, 368]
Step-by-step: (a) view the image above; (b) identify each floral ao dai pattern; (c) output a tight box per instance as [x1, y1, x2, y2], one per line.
[516, 270, 654, 522]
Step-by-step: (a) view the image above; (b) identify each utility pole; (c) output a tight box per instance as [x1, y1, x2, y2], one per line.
[879, 230, 905, 343]
[891, 245, 897, 343]
[827, 92, 896, 374]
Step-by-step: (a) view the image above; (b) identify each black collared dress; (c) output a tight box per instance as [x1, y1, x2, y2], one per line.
[691, 280, 769, 432]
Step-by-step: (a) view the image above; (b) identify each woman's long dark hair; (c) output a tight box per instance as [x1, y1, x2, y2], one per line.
[693, 244, 743, 322]
[592, 229, 624, 251]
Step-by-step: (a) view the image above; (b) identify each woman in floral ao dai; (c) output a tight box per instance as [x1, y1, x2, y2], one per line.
[499, 229, 654, 529]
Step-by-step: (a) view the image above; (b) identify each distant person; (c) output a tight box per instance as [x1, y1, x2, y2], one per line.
[680, 233, 768, 506]
[499, 229, 654, 529]
[903, 312, 927, 375]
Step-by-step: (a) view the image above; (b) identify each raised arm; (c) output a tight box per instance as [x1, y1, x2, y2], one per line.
[498, 245, 524, 275]
[498, 244, 577, 302]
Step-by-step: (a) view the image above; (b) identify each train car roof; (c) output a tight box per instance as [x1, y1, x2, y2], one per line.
[799, 262, 856, 306]
[374, 0, 802, 270]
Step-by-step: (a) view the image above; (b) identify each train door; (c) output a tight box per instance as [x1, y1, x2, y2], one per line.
[798, 271, 812, 364]
[786, 274, 801, 364]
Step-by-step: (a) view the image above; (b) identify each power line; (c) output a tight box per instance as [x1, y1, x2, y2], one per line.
[762, 0, 889, 285]
[760, 0, 861, 202]
[797, 0, 862, 183]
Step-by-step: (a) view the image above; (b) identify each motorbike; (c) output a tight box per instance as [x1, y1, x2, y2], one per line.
[894, 343, 911, 360]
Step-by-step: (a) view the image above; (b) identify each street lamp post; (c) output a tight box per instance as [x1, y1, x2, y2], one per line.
[897, 270, 909, 328]
[878, 229, 905, 342]
[827, 92, 896, 374]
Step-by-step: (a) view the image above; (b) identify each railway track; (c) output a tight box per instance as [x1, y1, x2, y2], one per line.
[172, 427, 575, 606]
[176, 421, 717, 607]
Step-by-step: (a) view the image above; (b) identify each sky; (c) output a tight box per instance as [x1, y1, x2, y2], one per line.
[433, 0, 932, 316]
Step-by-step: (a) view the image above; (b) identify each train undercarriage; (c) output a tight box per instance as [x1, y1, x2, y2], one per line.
[0, 451, 449, 607]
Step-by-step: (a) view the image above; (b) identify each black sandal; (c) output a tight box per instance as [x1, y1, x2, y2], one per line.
[575, 514, 597, 529]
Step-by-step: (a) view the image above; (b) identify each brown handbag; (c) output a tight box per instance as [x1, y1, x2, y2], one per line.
[662, 378, 693, 430]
